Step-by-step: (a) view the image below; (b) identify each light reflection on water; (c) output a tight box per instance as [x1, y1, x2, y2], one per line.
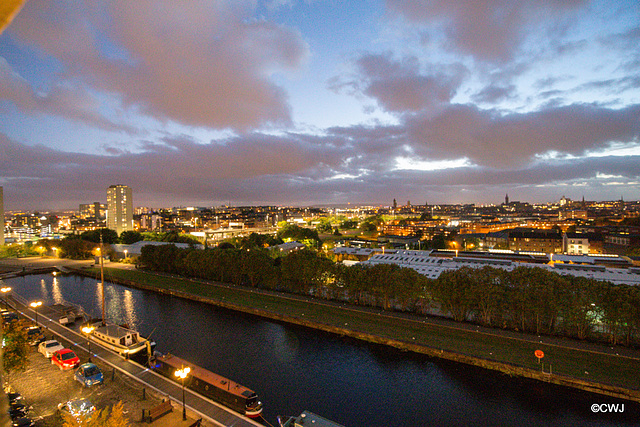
[51, 277, 63, 305]
[6, 273, 640, 427]
[123, 289, 137, 329]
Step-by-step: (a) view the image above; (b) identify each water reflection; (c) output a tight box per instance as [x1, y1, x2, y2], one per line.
[94, 280, 103, 319]
[51, 277, 63, 305]
[263, 323, 299, 364]
[40, 279, 47, 301]
[123, 289, 137, 329]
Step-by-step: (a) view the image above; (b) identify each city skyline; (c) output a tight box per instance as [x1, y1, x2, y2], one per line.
[1, 1, 639, 211]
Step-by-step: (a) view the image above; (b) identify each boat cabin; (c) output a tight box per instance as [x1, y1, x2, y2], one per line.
[154, 353, 262, 416]
[93, 324, 141, 348]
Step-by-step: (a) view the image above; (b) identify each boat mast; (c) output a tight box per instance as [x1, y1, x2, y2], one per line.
[100, 231, 106, 326]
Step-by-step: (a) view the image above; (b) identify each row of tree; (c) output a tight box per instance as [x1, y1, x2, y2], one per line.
[138, 244, 640, 347]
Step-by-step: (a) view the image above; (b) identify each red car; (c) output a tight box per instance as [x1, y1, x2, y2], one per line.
[51, 349, 80, 370]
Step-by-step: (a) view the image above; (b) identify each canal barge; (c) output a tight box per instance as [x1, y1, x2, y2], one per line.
[153, 353, 263, 418]
[89, 322, 155, 363]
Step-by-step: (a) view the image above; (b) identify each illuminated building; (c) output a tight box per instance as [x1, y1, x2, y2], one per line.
[107, 185, 133, 235]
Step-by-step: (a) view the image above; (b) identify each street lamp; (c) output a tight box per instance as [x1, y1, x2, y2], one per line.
[1, 287, 11, 309]
[174, 366, 191, 421]
[82, 326, 95, 362]
[124, 249, 128, 259]
[52, 247, 58, 257]
[30, 301, 42, 325]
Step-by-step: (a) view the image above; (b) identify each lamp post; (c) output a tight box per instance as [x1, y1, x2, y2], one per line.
[82, 326, 95, 362]
[52, 247, 58, 258]
[1, 287, 11, 309]
[124, 249, 128, 259]
[175, 366, 190, 421]
[30, 301, 42, 325]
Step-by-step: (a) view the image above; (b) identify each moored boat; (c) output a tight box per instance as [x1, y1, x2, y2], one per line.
[88, 322, 155, 363]
[152, 353, 263, 418]
[59, 307, 83, 326]
[277, 411, 345, 427]
[85, 233, 155, 365]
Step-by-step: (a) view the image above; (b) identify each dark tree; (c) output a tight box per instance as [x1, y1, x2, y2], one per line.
[80, 229, 118, 244]
[119, 231, 144, 244]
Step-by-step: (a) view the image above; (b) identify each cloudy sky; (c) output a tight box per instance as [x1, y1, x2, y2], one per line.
[1, 0, 639, 211]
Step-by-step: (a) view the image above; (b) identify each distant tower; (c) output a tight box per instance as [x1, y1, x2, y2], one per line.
[107, 185, 133, 236]
[505, 193, 509, 205]
[0, 186, 4, 246]
[393, 199, 397, 210]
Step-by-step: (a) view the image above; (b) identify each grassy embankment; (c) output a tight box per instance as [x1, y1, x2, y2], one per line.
[87, 266, 640, 394]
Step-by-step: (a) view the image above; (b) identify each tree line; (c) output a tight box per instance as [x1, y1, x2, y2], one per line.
[138, 244, 640, 347]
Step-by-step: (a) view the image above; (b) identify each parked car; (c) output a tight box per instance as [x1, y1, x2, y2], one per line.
[1, 311, 19, 325]
[51, 349, 80, 370]
[74, 363, 103, 387]
[24, 326, 45, 346]
[58, 398, 96, 419]
[7, 392, 23, 405]
[8, 402, 30, 419]
[11, 417, 36, 427]
[38, 339, 64, 358]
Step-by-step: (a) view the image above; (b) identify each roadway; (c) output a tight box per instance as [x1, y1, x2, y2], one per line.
[8, 292, 264, 427]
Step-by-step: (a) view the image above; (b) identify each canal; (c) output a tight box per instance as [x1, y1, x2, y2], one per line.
[5, 272, 640, 427]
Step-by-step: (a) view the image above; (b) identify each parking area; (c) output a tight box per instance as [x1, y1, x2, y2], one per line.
[7, 331, 204, 426]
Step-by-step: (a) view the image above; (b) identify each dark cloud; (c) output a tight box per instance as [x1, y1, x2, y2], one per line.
[576, 76, 640, 95]
[471, 84, 516, 104]
[405, 103, 640, 167]
[332, 52, 466, 114]
[0, 57, 137, 133]
[7, 0, 309, 130]
[386, 0, 587, 62]
[2, 119, 639, 210]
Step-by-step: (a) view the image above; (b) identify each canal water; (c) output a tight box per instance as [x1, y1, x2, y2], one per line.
[5, 272, 640, 427]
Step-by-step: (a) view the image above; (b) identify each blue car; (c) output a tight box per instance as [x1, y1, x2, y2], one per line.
[74, 363, 103, 387]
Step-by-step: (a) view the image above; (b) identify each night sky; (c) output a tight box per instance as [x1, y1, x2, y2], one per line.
[1, 1, 639, 210]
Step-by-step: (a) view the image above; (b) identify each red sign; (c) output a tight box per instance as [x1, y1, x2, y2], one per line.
[534, 350, 544, 359]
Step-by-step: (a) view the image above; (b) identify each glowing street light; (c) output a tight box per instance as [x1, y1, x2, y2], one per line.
[82, 325, 95, 362]
[52, 247, 58, 257]
[1, 287, 11, 309]
[124, 249, 128, 259]
[30, 301, 43, 325]
[175, 366, 191, 420]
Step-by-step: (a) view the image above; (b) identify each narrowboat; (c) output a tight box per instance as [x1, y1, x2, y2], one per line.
[153, 353, 263, 418]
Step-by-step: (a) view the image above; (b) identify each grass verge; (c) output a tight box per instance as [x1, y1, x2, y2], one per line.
[87, 267, 640, 393]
